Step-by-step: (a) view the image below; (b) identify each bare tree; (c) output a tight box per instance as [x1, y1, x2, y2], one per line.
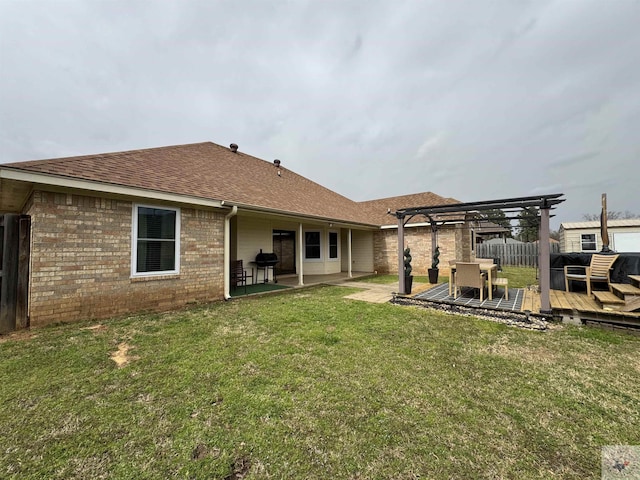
[582, 211, 639, 221]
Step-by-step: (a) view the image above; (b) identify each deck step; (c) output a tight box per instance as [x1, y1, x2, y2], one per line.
[610, 283, 640, 300]
[593, 291, 626, 310]
[622, 297, 640, 313]
[628, 275, 640, 288]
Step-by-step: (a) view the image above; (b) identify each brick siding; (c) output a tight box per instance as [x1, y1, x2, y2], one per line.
[373, 224, 472, 274]
[25, 191, 225, 326]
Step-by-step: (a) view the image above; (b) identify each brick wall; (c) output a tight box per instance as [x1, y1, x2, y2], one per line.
[25, 191, 225, 326]
[373, 225, 469, 275]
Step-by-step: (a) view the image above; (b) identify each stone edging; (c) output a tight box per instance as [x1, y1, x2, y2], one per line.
[391, 295, 554, 331]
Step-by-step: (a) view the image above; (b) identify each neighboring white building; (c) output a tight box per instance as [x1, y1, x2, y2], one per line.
[483, 237, 524, 245]
[559, 219, 640, 253]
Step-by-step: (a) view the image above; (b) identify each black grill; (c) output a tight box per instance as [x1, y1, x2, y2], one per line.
[255, 251, 278, 267]
[255, 250, 278, 283]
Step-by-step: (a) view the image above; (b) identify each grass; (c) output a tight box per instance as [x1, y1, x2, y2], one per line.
[360, 274, 450, 284]
[499, 266, 538, 289]
[1, 285, 639, 479]
[360, 264, 538, 289]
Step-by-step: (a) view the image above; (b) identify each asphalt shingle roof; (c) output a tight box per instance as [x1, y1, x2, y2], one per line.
[5, 142, 378, 226]
[5, 142, 462, 227]
[358, 192, 461, 226]
[560, 219, 640, 229]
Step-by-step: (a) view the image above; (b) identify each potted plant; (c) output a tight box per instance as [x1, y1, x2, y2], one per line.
[403, 247, 413, 294]
[428, 245, 440, 284]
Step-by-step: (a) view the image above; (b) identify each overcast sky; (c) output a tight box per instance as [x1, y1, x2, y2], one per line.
[1, 0, 639, 229]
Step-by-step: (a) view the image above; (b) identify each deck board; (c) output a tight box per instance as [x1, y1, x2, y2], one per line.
[546, 289, 640, 326]
[521, 289, 540, 312]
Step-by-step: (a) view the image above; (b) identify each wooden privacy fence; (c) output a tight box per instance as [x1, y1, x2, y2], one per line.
[476, 243, 560, 267]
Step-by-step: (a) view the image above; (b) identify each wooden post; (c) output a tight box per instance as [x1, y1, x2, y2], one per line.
[539, 206, 551, 314]
[16, 216, 31, 329]
[398, 216, 405, 294]
[0, 214, 19, 334]
[430, 217, 438, 266]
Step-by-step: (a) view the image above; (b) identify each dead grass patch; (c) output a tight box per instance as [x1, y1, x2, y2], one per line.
[0, 331, 37, 343]
[109, 342, 138, 367]
[83, 324, 107, 333]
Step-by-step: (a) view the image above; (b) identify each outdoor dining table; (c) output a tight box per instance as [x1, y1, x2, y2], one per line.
[449, 261, 498, 300]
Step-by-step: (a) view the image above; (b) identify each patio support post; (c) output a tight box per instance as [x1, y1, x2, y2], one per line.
[539, 204, 551, 314]
[429, 215, 438, 264]
[348, 229, 353, 278]
[223, 205, 238, 300]
[297, 223, 304, 286]
[398, 216, 405, 294]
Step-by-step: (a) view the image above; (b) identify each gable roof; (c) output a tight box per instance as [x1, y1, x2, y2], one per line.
[560, 219, 640, 230]
[3, 142, 377, 226]
[473, 220, 511, 234]
[359, 192, 461, 226]
[483, 237, 523, 245]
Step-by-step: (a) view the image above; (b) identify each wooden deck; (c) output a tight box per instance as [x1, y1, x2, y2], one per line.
[546, 289, 640, 328]
[518, 287, 640, 329]
[521, 289, 541, 313]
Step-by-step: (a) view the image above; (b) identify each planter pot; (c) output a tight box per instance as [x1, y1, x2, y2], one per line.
[404, 275, 413, 294]
[428, 268, 439, 284]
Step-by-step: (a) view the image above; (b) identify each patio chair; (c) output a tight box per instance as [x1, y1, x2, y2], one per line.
[231, 260, 253, 294]
[454, 262, 487, 301]
[564, 254, 619, 297]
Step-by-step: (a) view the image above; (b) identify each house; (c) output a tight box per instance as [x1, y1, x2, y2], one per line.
[359, 193, 472, 275]
[559, 219, 640, 253]
[472, 221, 512, 245]
[0, 141, 466, 330]
[483, 237, 523, 246]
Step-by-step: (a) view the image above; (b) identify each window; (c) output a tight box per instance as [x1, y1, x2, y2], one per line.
[328, 231, 338, 259]
[305, 231, 321, 259]
[132, 205, 180, 276]
[581, 233, 597, 252]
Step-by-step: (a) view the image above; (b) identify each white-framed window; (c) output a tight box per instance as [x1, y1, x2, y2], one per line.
[305, 231, 321, 260]
[328, 231, 338, 260]
[132, 204, 180, 276]
[581, 233, 597, 252]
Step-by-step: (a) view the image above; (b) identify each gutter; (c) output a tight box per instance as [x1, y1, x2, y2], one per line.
[220, 199, 379, 230]
[223, 205, 238, 300]
[0, 168, 225, 209]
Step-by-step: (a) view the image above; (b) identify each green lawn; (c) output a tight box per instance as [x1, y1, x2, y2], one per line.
[1, 285, 638, 479]
[360, 265, 538, 289]
[359, 274, 450, 284]
[499, 266, 538, 289]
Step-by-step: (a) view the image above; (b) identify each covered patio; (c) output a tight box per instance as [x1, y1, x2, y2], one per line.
[229, 271, 376, 298]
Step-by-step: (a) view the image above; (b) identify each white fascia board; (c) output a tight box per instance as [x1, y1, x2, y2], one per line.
[225, 201, 379, 230]
[0, 168, 225, 209]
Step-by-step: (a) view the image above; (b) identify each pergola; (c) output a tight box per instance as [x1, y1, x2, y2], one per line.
[393, 193, 565, 313]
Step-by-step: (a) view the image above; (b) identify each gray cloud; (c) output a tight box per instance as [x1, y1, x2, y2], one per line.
[1, 0, 639, 228]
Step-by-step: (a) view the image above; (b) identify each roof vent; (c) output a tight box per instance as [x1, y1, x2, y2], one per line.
[230, 143, 238, 153]
[273, 159, 281, 167]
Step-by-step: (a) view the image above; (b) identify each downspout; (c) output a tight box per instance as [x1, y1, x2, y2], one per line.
[224, 205, 238, 300]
